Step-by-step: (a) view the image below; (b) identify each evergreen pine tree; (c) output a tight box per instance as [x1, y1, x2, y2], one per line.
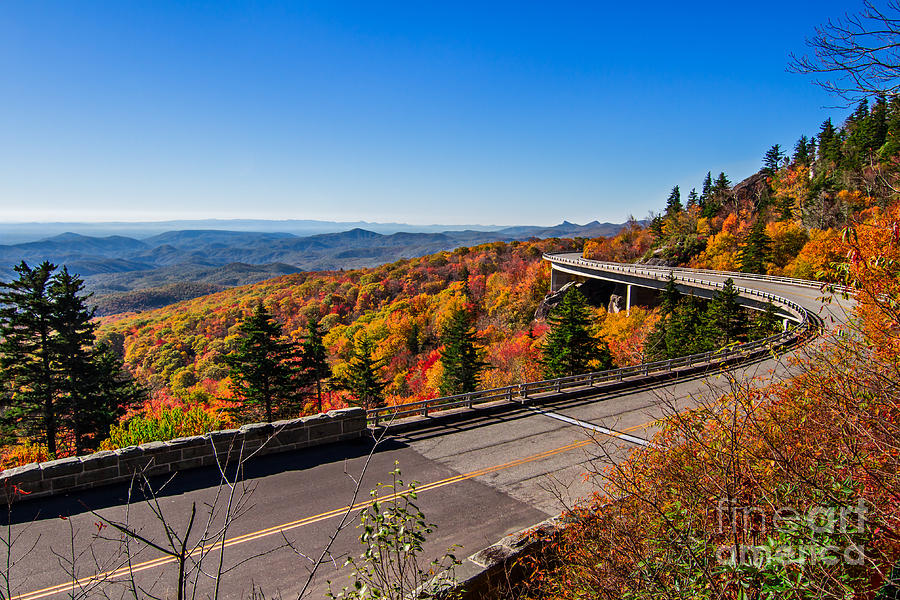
[880, 97, 900, 159]
[713, 171, 731, 193]
[595, 338, 613, 371]
[86, 343, 143, 449]
[225, 303, 301, 422]
[818, 118, 841, 165]
[699, 171, 713, 208]
[0, 262, 60, 454]
[872, 95, 888, 150]
[644, 317, 669, 361]
[705, 278, 748, 348]
[762, 144, 785, 175]
[342, 335, 386, 410]
[660, 273, 682, 315]
[439, 308, 486, 396]
[738, 220, 773, 274]
[750, 302, 781, 340]
[686, 188, 699, 208]
[645, 274, 682, 361]
[792, 136, 812, 166]
[665, 185, 682, 217]
[49, 267, 104, 454]
[666, 296, 712, 356]
[0, 262, 141, 455]
[649, 214, 665, 238]
[405, 322, 421, 355]
[299, 319, 331, 414]
[701, 172, 730, 218]
[540, 288, 597, 378]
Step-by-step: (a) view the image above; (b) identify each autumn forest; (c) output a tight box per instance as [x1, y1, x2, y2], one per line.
[4, 80, 900, 599]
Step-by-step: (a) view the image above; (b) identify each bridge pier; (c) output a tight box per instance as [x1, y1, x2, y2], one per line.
[626, 284, 632, 315]
[550, 265, 579, 292]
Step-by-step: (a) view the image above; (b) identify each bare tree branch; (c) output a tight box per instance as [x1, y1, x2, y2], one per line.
[789, 1, 900, 103]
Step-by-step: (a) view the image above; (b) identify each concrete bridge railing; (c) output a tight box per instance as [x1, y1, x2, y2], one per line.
[545, 253, 851, 295]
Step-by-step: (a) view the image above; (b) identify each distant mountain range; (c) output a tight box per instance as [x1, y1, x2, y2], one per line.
[0, 220, 636, 315]
[0, 219, 508, 245]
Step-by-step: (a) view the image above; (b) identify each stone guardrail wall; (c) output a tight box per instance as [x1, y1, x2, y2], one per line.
[0, 408, 367, 505]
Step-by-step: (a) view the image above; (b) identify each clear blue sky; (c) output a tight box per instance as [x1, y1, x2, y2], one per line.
[0, 1, 856, 226]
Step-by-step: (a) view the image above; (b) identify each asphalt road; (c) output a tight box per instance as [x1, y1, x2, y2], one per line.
[2, 268, 854, 600]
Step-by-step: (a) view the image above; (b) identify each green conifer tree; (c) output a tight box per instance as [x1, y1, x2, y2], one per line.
[665, 185, 683, 217]
[705, 278, 748, 348]
[666, 296, 712, 356]
[660, 274, 682, 315]
[763, 144, 785, 175]
[86, 343, 144, 448]
[540, 288, 598, 378]
[713, 171, 731, 194]
[50, 267, 111, 453]
[872, 95, 888, 150]
[686, 188, 699, 208]
[818, 118, 842, 165]
[225, 303, 301, 422]
[342, 335, 386, 410]
[701, 172, 731, 218]
[405, 322, 421, 355]
[738, 220, 773, 274]
[793, 135, 812, 166]
[699, 171, 713, 209]
[0, 262, 60, 454]
[644, 318, 669, 361]
[0, 262, 142, 455]
[750, 302, 782, 340]
[649, 214, 665, 238]
[879, 97, 900, 159]
[299, 319, 331, 414]
[439, 308, 486, 396]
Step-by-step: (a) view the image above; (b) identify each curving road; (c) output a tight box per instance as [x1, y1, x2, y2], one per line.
[4, 258, 854, 600]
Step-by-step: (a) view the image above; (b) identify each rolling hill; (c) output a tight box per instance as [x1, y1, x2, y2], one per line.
[0, 220, 636, 312]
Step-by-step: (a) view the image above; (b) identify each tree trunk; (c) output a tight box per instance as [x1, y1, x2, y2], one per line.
[316, 378, 322, 414]
[41, 328, 56, 457]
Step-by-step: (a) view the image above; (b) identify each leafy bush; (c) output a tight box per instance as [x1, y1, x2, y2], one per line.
[0, 442, 50, 470]
[101, 406, 227, 449]
[328, 466, 460, 599]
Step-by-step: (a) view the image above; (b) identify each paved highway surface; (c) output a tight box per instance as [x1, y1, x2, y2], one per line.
[3, 262, 854, 600]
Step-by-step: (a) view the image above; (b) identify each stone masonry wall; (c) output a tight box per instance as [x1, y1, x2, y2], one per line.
[0, 407, 367, 505]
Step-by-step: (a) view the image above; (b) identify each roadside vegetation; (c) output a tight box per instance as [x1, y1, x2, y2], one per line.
[502, 200, 900, 600]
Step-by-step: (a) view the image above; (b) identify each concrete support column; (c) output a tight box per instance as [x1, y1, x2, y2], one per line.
[550, 267, 562, 293]
[626, 284, 632, 315]
[550, 266, 577, 293]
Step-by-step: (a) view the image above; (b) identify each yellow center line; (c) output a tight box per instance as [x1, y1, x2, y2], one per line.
[15, 419, 651, 600]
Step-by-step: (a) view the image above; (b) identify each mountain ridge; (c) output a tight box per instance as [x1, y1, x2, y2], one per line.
[0, 220, 639, 312]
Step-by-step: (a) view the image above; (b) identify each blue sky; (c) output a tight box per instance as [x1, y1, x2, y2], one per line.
[0, 1, 856, 226]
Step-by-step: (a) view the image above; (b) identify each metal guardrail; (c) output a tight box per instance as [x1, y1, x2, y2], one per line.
[367, 257, 813, 427]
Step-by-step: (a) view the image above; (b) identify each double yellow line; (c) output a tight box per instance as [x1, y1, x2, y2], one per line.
[16, 421, 648, 600]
